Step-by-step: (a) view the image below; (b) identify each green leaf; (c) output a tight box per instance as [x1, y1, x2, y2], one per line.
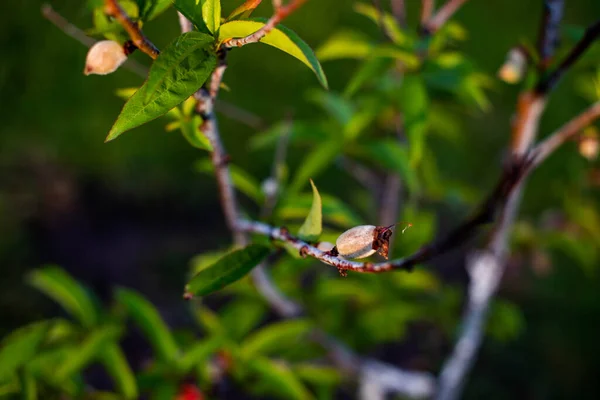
[27, 267, 98, 328]
[316, 30, 372, 61]
[144, 32, 215, 104]
[289, 140, 341, 194]
[397, 75, 429, 167]
[179, 115, 213, 151]
[185, 245, 270, 297]
[195, 159, 264, 204]
[344, 56, 395, 98]
[174, 0, 210, 34]
[137, 0, 172, 21]
[353, 2, 411, 46]
[297, 179, 322, 242]
[178, 337, 223, 372]
[115, 288, 180, 364]
[0, 321, 49, 380]
[226, 0, 262, 21]
[55, 325, 122, 381]
[100, 344, 138, 399]
[106, 33, 216, 141]
[350, 139, 418, 193]
[248, 357, 314, 400]
[220, 300, 266, 340]
[307, 91, 354, 126]
[218, 20, 328, 89]
[277, 193, 363, 228]
[18, 370, 36, 400]
[201, 0, 221, 34]
[293, 364, 342, 387]
[241, 319, 312, 358]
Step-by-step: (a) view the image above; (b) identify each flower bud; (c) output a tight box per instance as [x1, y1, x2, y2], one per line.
[316, 241, 335, 252]
[498, 47, 527, 84]
[579, 127, 599, 160]
[334, 225, 394, 260]
[84, 40, 127, 76]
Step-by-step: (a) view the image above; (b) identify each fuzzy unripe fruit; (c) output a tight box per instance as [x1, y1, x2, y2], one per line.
[334, 225, 393, 260]
[84, 40, 127, 76]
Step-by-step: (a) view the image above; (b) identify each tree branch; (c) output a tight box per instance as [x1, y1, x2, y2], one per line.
[423, 0, 469, 34]
[104, 0, 160, 59]
[223, 0, 307, 48]
[420, 0, 435, 27]
[537, 0, 564, 69]
[536, 19, 600, 93]
[391, 0, 407, 28]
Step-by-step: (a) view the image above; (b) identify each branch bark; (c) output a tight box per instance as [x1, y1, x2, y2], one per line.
[423, 0, 469, 34]
[223, 0, 307, 48]
[104, 0, 160, 59]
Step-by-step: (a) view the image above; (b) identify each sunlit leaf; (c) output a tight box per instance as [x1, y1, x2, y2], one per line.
[296, 180, 322, 242]
[227, 0, 262, 21]
[174, 0, 211, 34]
[293, 364, 342, 387]
[316, 30, 372, 61]
[179, 115, 213, 151]
[106, 33, 217, 141]
[353, 2, 411, 46]
[116, 288, 180, 364]
[100, 343, 138, 399]
[28, 266, 98, 328]
[278, 193, 363, 228]
[185, 245, 271, 297]
[218, 20, 328, 89]
[0, 321, 49, 380]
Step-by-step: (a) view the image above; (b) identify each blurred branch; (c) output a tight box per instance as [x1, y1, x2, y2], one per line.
[536, 19, 600, 93]
[215, 100, 265, 130]
[423, 0, 469, 34]
[420, 0, 435, 27]
[531, 101, 600, 166]
[177, 11, 194, 33]
[223, 0, 307, 48]
[537, 0, 564, 69]
[104, 0, 159, 59]
[41, 4, 149, 77]
[391, 0, 407, 28]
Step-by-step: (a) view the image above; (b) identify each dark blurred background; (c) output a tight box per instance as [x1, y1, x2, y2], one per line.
[2, 0, 600, 399]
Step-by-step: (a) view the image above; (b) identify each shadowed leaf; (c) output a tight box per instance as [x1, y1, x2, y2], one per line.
[297, 179, 322, 242]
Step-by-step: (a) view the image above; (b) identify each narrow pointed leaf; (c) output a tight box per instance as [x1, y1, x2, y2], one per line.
[0, 322, 50, 380]
[55, 326, 122, 381]
[185, 244, 270, 297]
[200, 0, 221, 34]
[297, 179, 322, 242]
[106, 33, 216, 141]
[116, 288, 180, 363]
[100, 343, 138, 399]
[218, 20, 328, 88]
[137, 0, 172, 21]
[289, 141, 340, 193]
[249, 357, 314, 400]
[241, 319, 312, 358]
[144, 32, 215, 103]
[27, 267, 98, 328]
[227, 0, 262, 21]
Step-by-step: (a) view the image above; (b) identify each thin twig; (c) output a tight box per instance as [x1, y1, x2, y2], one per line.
[420, 0, 435, 27]
[537, 19, 600, 93]
[423, 0, 469, 34]
[531, 101, 600, 167]
[391, 0, 407, 28]
[223, 0, 307, 48]
[104, 0, 160, 59]
[41, 4, 149, 77]
[537, 0, 564, 69]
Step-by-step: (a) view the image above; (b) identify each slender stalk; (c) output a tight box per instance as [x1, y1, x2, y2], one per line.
[223, 0, 307, 48]
[423, 0, 469, 34]
[104, 0, 160, 59]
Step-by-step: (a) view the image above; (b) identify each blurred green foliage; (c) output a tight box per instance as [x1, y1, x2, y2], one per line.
[1, 0, 600, 399]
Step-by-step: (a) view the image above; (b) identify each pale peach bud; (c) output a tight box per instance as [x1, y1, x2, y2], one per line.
[579, 135, 599, 160]
[498, 48, 527, 84]
[316, 241, 335, 252]
[84, 40, 127, 76]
